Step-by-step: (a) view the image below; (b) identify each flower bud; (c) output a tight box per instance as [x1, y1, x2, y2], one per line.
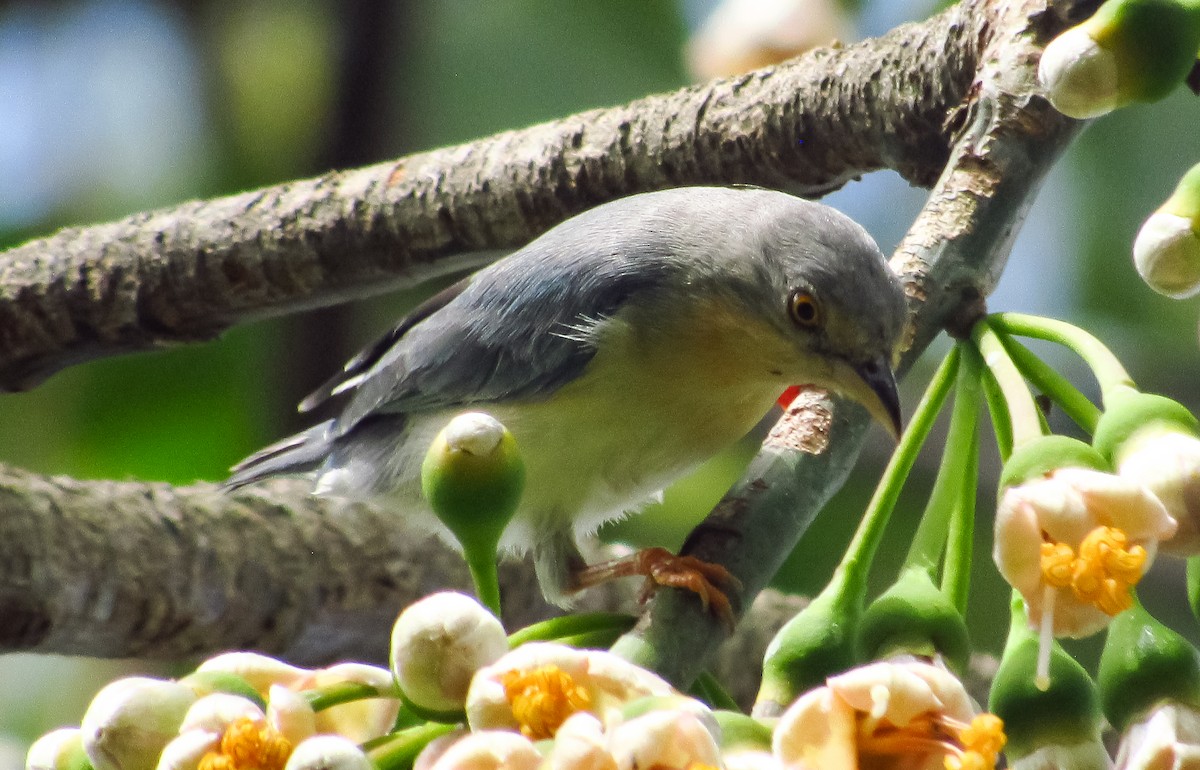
[421, 412, 525, 559]
[855, 566, 970, 674]
[544, 713, 615, 770]
[155, 730, 218, 770]
[426, 731, 541, 770]
[283, 736, 372, 770]
[1040, 0, 1200, 119]
[391, 591, 508, 716]
[1133, 162, 1200, 298]
[754, 585, 859, 717]
[1097, 601, 1200, 733]
[193, 653, 309, 695]
[81, 677, 197, 770]
[989, 600, 1105, 763]
[1096, 390, 1200, 553]
[26, 728, 87, 770]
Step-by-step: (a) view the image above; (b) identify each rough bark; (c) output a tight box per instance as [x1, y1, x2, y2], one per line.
[0, 1, 988, 390]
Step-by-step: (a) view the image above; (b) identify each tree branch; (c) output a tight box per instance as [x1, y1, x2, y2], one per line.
[0, 2, 988, 390]
[611, 0, 1083, 687]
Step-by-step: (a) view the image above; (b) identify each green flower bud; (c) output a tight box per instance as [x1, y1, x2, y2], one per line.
[1040, 0, 1200, 119]
[422, 412, 525, 615]
[754, 582, 859, 717]
[422, 412, 525, 556]
[1098, 600, 1200, 732]
[1134, 163, 1200, 298]
[855, 567, 970, 673]
[989, 599, 1105, 761]
[711, 711, 773, 753]
[998, 435, 1109, 492]
[1094, 388, 1200, 462]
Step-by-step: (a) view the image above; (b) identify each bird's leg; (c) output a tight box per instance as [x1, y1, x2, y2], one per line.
[571, 547, 741, 629]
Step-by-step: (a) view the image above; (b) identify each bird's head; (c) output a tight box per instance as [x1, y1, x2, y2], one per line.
[666, 189, 908, 438]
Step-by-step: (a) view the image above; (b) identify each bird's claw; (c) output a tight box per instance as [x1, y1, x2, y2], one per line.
[573, 547, 740, 630]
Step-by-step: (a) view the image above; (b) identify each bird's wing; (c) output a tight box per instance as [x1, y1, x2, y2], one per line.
[298, 280, 470, 414]
[321, 234, 673, 438]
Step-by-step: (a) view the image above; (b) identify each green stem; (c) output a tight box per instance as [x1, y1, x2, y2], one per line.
[973, 319, 1044, 448]
[690, 670, 742, 712]
[508, 612, 636, 648]
[990, 312, 1135, 405]
[904, 342, 981, 578]
[466, 548, 502, 619]
[942, 353, 980, 615]
[366, 722, 458, 770]
[980, 364, 1013, 462]
[305, 681, 391, 712]
[999, 334, 1101, 434]
[837, 346, 959, 596]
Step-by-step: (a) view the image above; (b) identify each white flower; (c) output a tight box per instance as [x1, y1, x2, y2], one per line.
[194, 653, 310, 694]
[154, 730, 218, 770]
[773, 659, 1004, 770]
[466, 643, 675, 740]
[81, 677, 198, 770]
[25, 728, 83, 770]
[1133, 212, 1200, 299]
[994, 467, 1176, 638]
[283, 736, 372, 770]
[391, 591, 508, 714]
[544, 713, 616, 770]
[1118, 429, 1200, 554]
[609, 708, 722, 770]
[1116, 702, 1200, 770]
[1010, 740, 1113, 769]
[426, 731, 541, 770]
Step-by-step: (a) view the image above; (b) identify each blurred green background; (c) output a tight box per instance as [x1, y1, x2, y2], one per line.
[1, 0, 1199, 762]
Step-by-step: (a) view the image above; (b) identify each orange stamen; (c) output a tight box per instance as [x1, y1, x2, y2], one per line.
[197, 717, 292, 770]
[501, 665, 592, 740]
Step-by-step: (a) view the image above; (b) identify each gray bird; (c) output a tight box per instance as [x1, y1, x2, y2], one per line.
[226, 186, 907, 608]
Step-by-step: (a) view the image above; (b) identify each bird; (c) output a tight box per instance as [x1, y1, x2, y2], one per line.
[224, 186, 907, 613]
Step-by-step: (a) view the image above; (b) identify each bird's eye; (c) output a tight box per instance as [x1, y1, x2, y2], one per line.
[788, 290, 822, 328]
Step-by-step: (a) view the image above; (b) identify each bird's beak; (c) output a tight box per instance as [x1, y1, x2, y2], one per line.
[851, 355, 903, 440]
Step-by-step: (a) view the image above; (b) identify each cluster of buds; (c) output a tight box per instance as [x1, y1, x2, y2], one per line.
[27, 654, 398, 770]
[27, 590, 1009, 770]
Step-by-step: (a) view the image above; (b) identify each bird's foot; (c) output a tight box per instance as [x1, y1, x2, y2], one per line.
[572, 547, 741, 629]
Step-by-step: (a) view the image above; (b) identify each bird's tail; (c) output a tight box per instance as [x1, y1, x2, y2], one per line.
[223, 421, 335, 491]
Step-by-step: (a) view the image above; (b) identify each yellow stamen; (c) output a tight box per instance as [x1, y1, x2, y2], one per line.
[1039, 526, 1146, 616]
[856, 710, 1005, 769]
[197, 717, 292, 770]
[501, 664, 591, 740]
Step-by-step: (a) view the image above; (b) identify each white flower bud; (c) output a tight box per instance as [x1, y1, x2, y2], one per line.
[1038, 25, 1120, 119]
[26, 728, 83, 770]
[179, 692, 265, 734]
[283, 735, 373, 770]
[1133, 211, 1200, 299]
[443, 413, 507, 456]
[546, 713, 615, 770]
[392, 592, 508, 714]
[81, 677, 197, 770]
[427, 731, 541, 770]
[154, 730, 219, 770]
[195, 653, 309, 693]
[266, 684, 316, 747]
